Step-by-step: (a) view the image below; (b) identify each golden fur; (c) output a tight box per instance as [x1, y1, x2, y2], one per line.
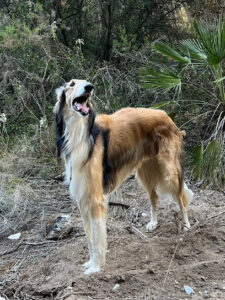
[54, 79, 193, 274]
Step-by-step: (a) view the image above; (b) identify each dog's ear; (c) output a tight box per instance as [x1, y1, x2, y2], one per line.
[55, 82, 67, 102]
[54, 83, 67, 160]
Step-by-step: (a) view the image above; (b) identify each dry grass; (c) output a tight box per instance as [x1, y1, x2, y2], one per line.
[0, 154, 58, 239]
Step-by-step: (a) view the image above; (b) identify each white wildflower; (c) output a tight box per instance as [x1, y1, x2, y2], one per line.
[50, 21, 57, 39]
[0, 113, 7, 123]
[76, 38, 84, 46]
[39, 117, 47, 127]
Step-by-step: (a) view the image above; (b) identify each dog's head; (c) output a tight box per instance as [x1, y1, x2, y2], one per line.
[55, 79, 94, 118]
[54, 79, 94, 159]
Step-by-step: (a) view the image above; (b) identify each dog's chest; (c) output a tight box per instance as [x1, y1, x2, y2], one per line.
[69, 145, 89, 202]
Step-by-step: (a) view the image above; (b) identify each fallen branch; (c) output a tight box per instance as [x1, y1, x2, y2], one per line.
[205, 210, 225, 221]
[125, 225, 148, 240]
[109, 201, 130, 209]
[0, 240, 56, 256]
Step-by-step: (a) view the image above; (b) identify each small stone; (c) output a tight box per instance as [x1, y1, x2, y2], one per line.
[46, 276, 52, 281]
[112, 283, 120, 292]
[147, 268, 155, 274]
[45, 214, 73, 239]
[8, 232, 21, 240]
[183, 285, 195, 295]
[201, 276, 206, 281]
[142, 213, 147, 217]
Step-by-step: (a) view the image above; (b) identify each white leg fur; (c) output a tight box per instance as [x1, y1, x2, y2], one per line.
[84, 217, 107, 275]
[81, 213, 93, 269]
[146, 206, 158, 231]
[62, 156, 71, 186]
[182, 182, 193, 231]
[184, 182, 194, 204]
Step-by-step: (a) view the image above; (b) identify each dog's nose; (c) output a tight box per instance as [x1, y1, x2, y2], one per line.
[85, 84, 94, 93]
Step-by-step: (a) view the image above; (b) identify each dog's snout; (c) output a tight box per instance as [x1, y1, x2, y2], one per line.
[85, 84, 94, 93]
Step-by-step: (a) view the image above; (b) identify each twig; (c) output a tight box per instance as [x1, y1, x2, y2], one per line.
[125, 225, 148, 240]
[0, 240, 56, 256]
[62, 291, 94, 299]
[162, 239, 181, 289]
[205, 210, 225, 221]
[183, 210, 225, 238]
[109, 201, 130, 209]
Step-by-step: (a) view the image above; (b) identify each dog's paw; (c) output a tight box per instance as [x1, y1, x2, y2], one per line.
[82, 260, 92, 269]
[183, 222, 190, 231]
[84, 264, 100, 275]
[146, 221, 158, 231]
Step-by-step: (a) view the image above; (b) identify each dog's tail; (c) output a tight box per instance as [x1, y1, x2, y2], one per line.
[183, 182, 194, 204]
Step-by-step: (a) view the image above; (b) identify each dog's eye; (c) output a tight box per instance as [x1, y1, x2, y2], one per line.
[70, 82, 75, 87]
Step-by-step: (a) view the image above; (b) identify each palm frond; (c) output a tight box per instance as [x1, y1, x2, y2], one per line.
[150, 101, 172, 109]
[192, 143, 204, 180]
[194, 17, 225, 65]
[140, 68, 181, 94]
[154, 42, 191, 64]
[192, 139, 224, 184]
[179, 39, 207, 61]
[202, 139, 223, 183]
[214, 76, 225, 83]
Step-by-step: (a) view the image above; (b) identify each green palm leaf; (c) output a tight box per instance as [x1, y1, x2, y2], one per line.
[140, 68, 181, 94]
[179, 39, 207, 60]
[150, 101, 172, 109]
[202, 139, 222, 183]
[192, 143, 204, 180]
[154, 42, 191, 64]
[194, 17, 225, 65]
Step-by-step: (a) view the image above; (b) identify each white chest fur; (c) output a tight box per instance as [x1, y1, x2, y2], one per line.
[64, 116, 90, 203]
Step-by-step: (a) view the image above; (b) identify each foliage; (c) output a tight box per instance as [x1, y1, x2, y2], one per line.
[0, 0, 224, 187]
[141, 16, 225, 185]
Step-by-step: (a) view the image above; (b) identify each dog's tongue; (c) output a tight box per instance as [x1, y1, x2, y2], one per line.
[76, 102, 90, 113]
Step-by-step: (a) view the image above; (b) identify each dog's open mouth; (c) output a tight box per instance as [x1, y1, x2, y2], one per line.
[72, 94, 90, 116]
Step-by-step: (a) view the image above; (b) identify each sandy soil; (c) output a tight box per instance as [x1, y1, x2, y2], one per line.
[0, 167, 225, 299]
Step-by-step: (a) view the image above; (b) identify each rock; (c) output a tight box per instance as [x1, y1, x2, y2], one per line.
[0, 297, 6, 300]
[183, 285, 195, 295]
[45, 214, 73, 239]
[112, 283, 120, 292]
[8, 232, 21, 240]
[142, 213, 147, 217]
[113, 275, 125, 283]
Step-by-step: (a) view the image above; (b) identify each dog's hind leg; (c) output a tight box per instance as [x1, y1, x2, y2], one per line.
[137, 162, 159, 231]
[177, 182, 193, 230]
[146, 189, 158, 231]
[158, 158, 192, 231]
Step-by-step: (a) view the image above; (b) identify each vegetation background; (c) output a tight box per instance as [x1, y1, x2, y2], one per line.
[0, 0, 224, 180]
[0, 0, 224, 186]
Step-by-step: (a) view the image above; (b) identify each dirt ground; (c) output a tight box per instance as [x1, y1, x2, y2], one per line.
[0, 159, 225, 300]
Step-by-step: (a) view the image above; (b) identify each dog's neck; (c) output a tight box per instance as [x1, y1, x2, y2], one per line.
[63, 108, 95, 158]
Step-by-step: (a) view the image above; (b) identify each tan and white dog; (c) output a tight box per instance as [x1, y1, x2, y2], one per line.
[54, 79, 193, 275]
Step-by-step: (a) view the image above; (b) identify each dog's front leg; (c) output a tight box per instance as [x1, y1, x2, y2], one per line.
[84, 200, 107, 275]
[80, 211, 93, 269]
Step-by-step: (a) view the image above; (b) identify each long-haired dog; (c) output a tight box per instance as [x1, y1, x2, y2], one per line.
[54, 79, 193, 275]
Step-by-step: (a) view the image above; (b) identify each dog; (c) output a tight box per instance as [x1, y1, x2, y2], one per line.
[54, 79, 193, 275]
